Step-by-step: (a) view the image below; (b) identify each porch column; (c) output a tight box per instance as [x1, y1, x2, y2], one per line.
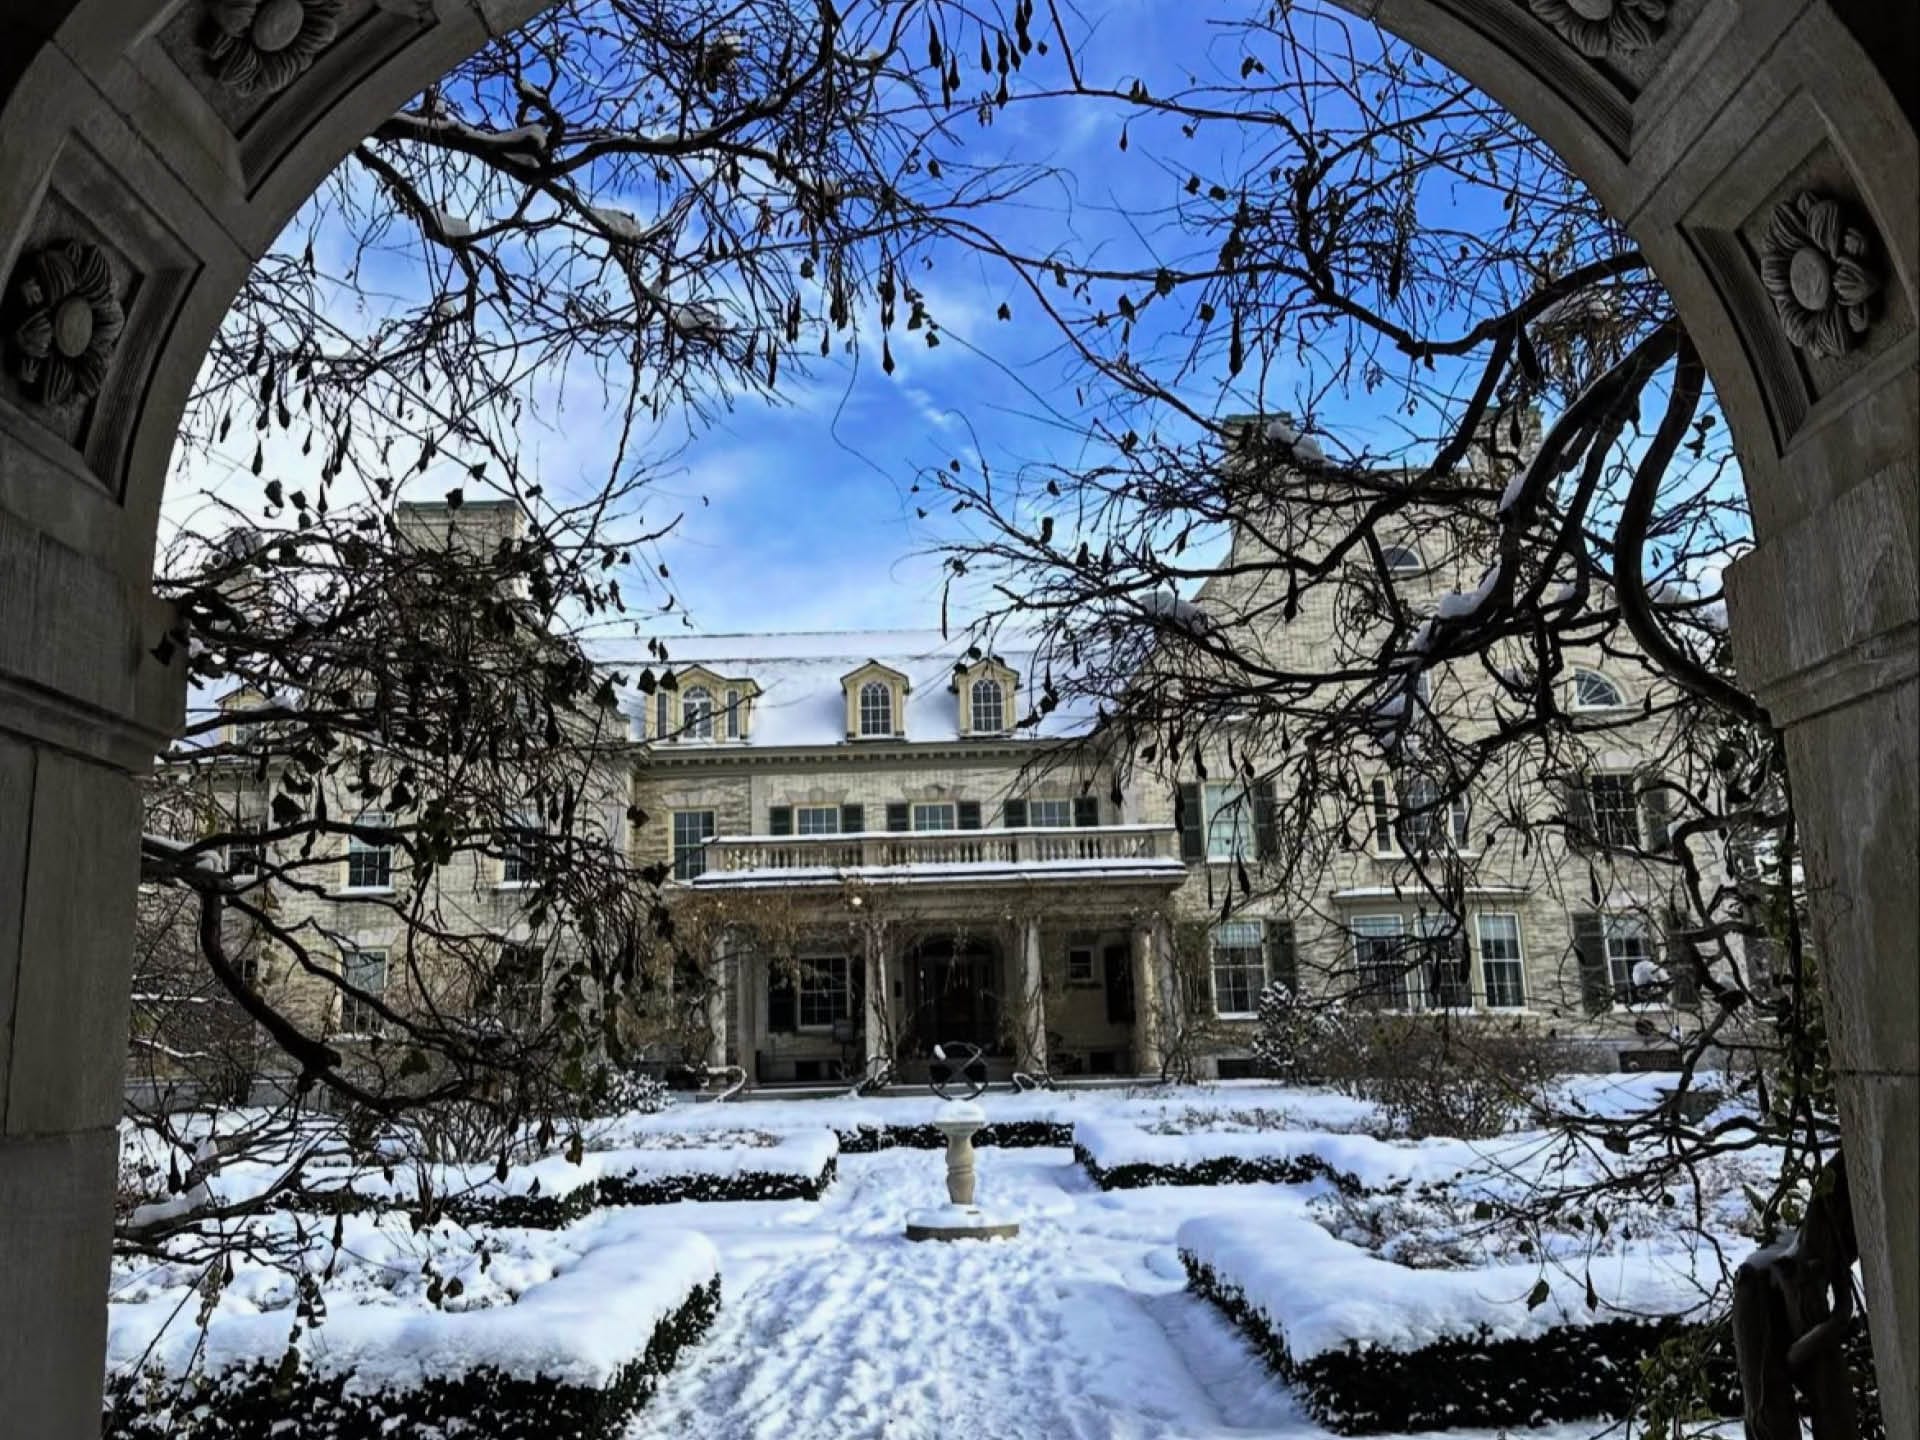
[862, 928, 889, 1078]
[1130, 922, 1164, 1076]
[735, 948, 759, 1087]
[1016, 920, 1047, 1073]
[705, 932, 731, 1072]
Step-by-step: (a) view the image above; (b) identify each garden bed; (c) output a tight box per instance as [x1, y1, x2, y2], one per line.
[1178, 1213, 1718, 1432]
[1072, 1118, 1483, 1194]
[104, 1227, 721, 1440]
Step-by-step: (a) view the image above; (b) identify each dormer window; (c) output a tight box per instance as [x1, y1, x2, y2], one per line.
[1573, 669, 1626, 710]
[970, 677, 1005, 735]
[683, 686, 715, 740]
[859, 681, 892, 737]
[1382, 544, 1424, 575]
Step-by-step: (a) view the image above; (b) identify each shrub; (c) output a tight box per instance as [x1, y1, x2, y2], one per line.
[580, 1063, 671, 1120]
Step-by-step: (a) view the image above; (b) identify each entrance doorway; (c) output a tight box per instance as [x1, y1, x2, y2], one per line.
[908, 936, 1002, 1054]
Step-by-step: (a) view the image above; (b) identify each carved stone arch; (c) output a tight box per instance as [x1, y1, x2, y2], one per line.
[0, 4, 1912, 1436]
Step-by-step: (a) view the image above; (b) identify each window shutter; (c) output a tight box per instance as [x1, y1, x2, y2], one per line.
[1265, 919, 1297, 991]
[768, 805, 792, 837]
[1002, 798, 1028, 828]
[1073, 795, 1099, 828]
[1371, 779, 1396, 853]
[1450, 795, 1471, 848]
[1254, 780, 1278, 860]
[957, 800, 982, 830]
[1639, 773, 1672, 853]
[840, 803, 865, 835]
[1562, 777, 1594, 853]
[1103, 943, 1135, 1024]
[1664, 905, 1700, 1008]
[767, 969, 797, 1033]
[1176, 783, 1204, 862]
[885, 802, 910, 833]
[725, 689, 741, 740]
[1572, 912, 1611, 1016]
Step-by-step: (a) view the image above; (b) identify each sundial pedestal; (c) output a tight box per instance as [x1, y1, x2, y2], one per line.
[904, 1101, 1020, 1243]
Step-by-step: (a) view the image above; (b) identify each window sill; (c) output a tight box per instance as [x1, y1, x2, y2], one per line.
[330, 886, 396, 899]
[1213, 1011, 1258, 1022]
[492, 880, 535, 891]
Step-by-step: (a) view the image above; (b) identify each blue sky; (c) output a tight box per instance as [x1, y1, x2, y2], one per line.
[164, 3, 1726, 642]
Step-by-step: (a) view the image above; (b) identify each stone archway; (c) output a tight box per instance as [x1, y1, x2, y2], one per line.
[0, 3, 1912, 1435]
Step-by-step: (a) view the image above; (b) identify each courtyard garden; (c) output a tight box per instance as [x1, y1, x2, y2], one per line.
[105, 1073, 1866, 1440]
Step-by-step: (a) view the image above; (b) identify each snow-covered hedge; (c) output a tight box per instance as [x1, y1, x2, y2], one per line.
[837, 1119, 1071, 1152]
[299, 1131, 839, 1228]
[1178, 1213, 1717, 1432]
[104, 1229, 721, 1440]
[1072, 1118, 1482, 1194]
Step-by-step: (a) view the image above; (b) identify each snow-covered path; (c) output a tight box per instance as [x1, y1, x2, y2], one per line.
[624, 1145, 1313, 1440]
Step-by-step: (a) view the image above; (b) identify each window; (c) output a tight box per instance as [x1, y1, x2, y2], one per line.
[1067, 936, 1097, 983]
[227, 823, 263, 878]
[1211, 920, 1266, 1017]
[1351, 915, 1412, 1009]
[655, 690, 669, 740]
[797, 955, 850, 1028]
[1027, 798, 1073, 828]
[338, 947, 388, 1036]
[796, 805, 840, 835]
[911, 802, 956, 832]
[1478, 914, 1527, 1009]
[970, 677, 1005, 734]
[501, 813, 540, 885]
[1381, 544, 1424, 574]
[1387, 775, 1471, 855]
[1203, 782, 1249, 861]
[858, 681, 893, 736]
[1604, 914, 1656, 1000]
[1415, 913, 1472, 1008]
[1586, 773, 1641, 850]
[672, 810, 716, 880]
[345, 813, 393, 891]
[724, 687, 741, 740]
[484, 944, 544, 1030]
[682, 686, 714, 741]
[1574, 669, 1625, 710]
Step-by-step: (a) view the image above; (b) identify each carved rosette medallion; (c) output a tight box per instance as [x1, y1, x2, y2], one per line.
[1760, 192, 1882, 359]
[203, 0, 345, 96]
[6, 240, 126, 407]
[1528, 0, 1667, 58]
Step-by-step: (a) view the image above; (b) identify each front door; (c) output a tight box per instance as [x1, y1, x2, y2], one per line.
[910, 937, 1000, 1053]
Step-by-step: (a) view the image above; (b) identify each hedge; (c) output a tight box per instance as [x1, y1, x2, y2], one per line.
[104, 1274, 721, 1440]
[1076, 1143, 1364, 1195]
[836, 1121, 1072, 1152]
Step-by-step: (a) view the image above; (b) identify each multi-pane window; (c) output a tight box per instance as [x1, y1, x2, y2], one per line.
[796, 805, 840, 835]
[859, 681, 893, 736]
[911, 802, 956, 831]
[1203, 782, 1249, 861]
[345, 813, 394, 891]
[501, 812, 539, 884]
[797, 955, 850, 1028]
[1604, 914, 1656, 999]
[970, 677, 1005, 734]
[672, 810, 716, 880]
[338, 947, 388, 1036]
[1352, 915, 1412, 1009]
[1415, 913, 1472, 1008]
[1027, 798, 1072, 828]
[486, 944, 544, 1030]
[1477, 914, 1527, 1009]
[227, 822, 263, 878]
[1376, 777, 1469, 854]
[1586, 773, 1641, 850]
[1067, 936, 1097, 983]
[1574, 669, 1625, 709]
[1382, 544, 1424, 574]
[1211, 920, 1266, 1017]
[682, 686, 714, 741]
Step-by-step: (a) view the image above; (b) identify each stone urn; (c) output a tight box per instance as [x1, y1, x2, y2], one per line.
[904, 1100, 1020, 1242]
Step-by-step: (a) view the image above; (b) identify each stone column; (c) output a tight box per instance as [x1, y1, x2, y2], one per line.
[705, 932, 731, 1073]
[861, 928, 889, 1079]
[735, 949, 760, 1087]
[1016, 919, 1047, 1072]
[1130, 922, 1164, 1076]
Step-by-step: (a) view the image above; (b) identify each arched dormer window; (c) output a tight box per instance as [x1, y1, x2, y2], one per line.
[682, 685, 714, 740]
[1381, 544, 1424, 575]
[858, 681, 892, 737]
[1573, 669, 1625, 710]
[970, 677, 1005, 735]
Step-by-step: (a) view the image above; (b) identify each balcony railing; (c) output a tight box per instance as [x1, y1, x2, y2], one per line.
[694, 824, 1181, 883]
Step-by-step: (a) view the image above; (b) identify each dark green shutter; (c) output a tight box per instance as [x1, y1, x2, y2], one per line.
[1176, 783, 1204, 862]
[1562, 778, 1594, 853]
[957, 800, 982, 830]
[1639, 773, 1672, 853]
[1103, 943, 1135, 1023]
[767, 967, 797, 1032]
[1002, 797, 1028, 828]
[885, 802, 910, 833]
[1664, 905, 1700, 1008]
[1254, 780, 1278, 859]
[1073, 795, 1099, 828]
[1265, 918, 1298, 991]
[768, 805, 792, 836]
[1572, 911, 1611, 1016]
[840, 803, 865, 835]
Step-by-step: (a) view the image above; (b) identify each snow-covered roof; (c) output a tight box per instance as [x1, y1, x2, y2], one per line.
[589, 629, 1090, 749]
